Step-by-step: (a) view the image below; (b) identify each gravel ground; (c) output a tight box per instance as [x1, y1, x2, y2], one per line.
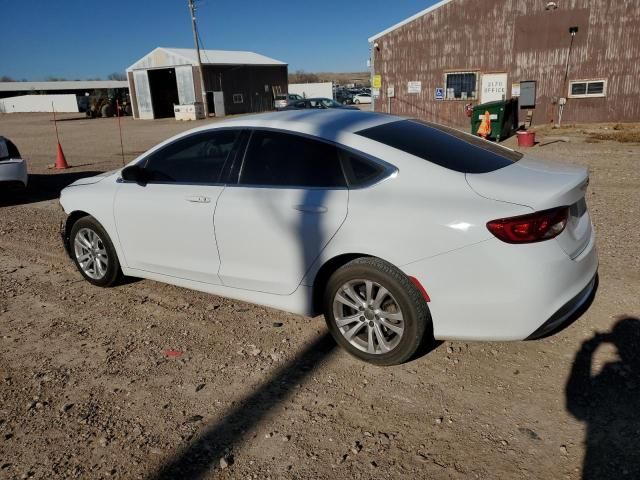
[0, 113, 639, 480]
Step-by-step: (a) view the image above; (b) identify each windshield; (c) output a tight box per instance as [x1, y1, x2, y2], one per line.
[356, 120, 522, 173]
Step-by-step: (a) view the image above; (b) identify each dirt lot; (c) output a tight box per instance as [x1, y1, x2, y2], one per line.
[1, 113, 639, 480]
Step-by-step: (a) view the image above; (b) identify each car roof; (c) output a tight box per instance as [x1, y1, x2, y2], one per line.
[195, 110, 401, 140]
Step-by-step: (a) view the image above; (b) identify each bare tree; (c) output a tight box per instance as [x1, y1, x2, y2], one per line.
[0, 75, 16, 82]
[107, 72, 127, 81]
[288, 70, 320, 83]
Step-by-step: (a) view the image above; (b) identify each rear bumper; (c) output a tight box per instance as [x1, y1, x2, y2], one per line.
[401, 229, 598, 341]
[0, 160, 28, 187]
[525, 273, 598, 340]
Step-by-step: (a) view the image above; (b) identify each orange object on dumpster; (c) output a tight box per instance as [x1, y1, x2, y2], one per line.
[477, 110, 491, 139]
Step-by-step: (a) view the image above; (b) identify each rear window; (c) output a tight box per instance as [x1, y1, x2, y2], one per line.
[0, 137, 20, 161]
[356, 120, 522, 173]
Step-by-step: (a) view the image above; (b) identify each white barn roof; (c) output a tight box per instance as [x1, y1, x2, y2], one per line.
[0, 80, 128, 92]
[127, 47, 286, 71]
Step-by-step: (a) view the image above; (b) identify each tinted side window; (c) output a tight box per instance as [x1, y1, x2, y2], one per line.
[356, 120, 522, 174]
[239, 131, 346, 188]
[341, 151, 385, 187]
[144, 130, 239, 183]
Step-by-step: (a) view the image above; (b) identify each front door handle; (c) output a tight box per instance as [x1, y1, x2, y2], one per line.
[185, 195, 211, 203]
[293, 205, 328, 214]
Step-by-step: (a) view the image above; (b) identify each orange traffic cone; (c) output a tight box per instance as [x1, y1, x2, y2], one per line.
[477, 110, 492, 139]
[54, 142, 69, 170]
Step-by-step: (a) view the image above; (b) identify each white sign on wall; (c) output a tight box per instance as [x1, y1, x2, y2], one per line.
[387, 87, 395, 98]
[407, 81, 422, 94]
[511, 83, 521, 97]
[481, 73, 507, 103]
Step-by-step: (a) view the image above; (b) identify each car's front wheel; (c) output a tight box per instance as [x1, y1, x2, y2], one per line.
[354, 99, 360, 104]
[70, 216, 121, 287]
[324, 258, 431, 365]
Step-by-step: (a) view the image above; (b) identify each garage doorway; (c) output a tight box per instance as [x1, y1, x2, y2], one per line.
[148, 68, 179, 118]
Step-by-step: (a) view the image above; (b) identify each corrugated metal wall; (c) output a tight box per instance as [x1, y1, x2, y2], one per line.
[372, 0, 640, 125]
[201, 65, 288, 115]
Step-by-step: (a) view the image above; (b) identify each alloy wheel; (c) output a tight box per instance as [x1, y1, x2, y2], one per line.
[73, 228, 109, 280]
[332, 279, 405, 354]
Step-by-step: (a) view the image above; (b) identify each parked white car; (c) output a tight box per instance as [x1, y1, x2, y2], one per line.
[59, 110, 597, 365]
[353, 93, 372, 104]
[0, 136, 28, 189]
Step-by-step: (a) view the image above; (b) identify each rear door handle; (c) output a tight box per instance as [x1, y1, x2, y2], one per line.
[185, 195, 211, 203]
[293, 205, 328, 214]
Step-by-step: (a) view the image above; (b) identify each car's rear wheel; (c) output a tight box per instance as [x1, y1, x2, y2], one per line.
[70, 216, 121, 287]
[324, 258, 431, 365]
[354, 99, 360, 104]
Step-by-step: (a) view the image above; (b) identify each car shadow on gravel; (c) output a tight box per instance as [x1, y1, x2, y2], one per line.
[566, 315, 640, 479]
[148, 333, 337, 480]
[0, 171, 103, 207]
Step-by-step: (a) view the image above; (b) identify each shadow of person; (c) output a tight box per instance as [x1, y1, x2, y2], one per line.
[565, 316, 640, 479]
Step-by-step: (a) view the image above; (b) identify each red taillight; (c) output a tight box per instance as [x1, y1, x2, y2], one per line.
[487, 207, 569, 244]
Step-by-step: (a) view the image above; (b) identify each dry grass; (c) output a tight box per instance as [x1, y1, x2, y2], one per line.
[535, 122, 640, 143]
[588, 129, 640, 143]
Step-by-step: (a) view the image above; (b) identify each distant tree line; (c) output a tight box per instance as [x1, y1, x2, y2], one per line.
[288, 70, 320, 83]
[0, 72, 127, 82]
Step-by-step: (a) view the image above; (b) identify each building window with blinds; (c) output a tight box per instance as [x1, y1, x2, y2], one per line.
[445, 72, 478, 100]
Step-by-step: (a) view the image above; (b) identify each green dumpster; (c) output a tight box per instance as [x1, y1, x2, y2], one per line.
[470, 99, 518, 142]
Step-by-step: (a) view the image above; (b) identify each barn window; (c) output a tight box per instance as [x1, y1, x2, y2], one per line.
[233, 94, 244, 104]
[569, 79, 607, 98]
[444, 72, 477, 100]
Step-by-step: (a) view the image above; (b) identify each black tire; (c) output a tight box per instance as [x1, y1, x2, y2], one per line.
[323, 257, 431, 366]
[69, 216, 121, 287]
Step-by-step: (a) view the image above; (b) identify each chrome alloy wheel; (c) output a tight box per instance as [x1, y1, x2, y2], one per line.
[332, 279, 405, 355]
[73, 228, 109, 280]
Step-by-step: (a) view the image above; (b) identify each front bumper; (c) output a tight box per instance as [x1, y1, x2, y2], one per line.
[401, 229, 598, 341]
[59, 213, 72, 259]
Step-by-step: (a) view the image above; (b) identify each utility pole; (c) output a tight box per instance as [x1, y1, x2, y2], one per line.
[188, 0, 209, 117]
[558, 26, 578, 127]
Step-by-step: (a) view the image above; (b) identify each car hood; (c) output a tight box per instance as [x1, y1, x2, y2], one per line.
[67, 169, 119, 187]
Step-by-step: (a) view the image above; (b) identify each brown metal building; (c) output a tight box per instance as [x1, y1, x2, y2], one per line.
[126, 47, 287, 119]
[369, 0, 640, 127]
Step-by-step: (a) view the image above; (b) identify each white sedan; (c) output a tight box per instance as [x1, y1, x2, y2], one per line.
[59, 110, 598, 365]
[353, 93, 372, 104]
[0, 136, 28, 189]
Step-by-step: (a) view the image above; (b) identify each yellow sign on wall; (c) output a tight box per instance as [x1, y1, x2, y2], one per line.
[372, 75, 382, 89]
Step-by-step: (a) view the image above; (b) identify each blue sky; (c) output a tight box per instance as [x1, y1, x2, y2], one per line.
[0, 0, 436, 80]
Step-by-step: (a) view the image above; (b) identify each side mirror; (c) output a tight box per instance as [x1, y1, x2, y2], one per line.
[121, 165, 149, 184]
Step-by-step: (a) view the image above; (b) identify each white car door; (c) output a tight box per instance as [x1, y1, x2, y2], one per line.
[215, 130, 349, 295]
[113, 130, 241, 284]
